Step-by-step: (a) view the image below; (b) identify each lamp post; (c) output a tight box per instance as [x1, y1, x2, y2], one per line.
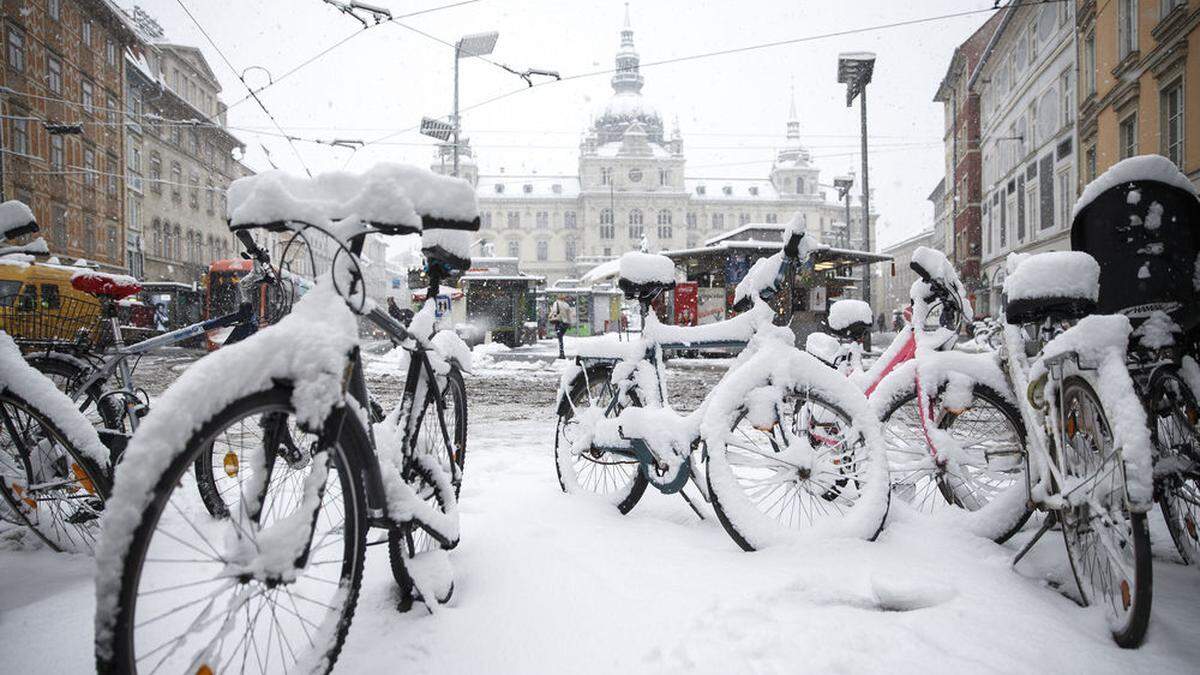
[838, 51, 875, 342]
[452, 31, 499, 177]
[833, 174, 854, 249]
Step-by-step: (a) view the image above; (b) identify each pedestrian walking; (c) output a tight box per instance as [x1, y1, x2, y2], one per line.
[547, 296, 573, 359]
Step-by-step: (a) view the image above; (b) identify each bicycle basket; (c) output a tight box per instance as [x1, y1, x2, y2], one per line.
[0, 294, 106, 350]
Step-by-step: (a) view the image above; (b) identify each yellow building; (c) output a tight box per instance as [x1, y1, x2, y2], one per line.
[1077, 0, 1199, 188]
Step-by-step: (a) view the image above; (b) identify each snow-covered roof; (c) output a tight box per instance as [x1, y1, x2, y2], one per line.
[593, 140, 672, 159]
[684, 179, 781, 201]
[704, 222, 785, 247]
[596, 91, 659, 122]
[477, 176, 581, 200]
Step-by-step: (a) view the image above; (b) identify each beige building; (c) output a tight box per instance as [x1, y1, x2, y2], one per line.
[451, 8, 875, 288]
[1077, 0, 1199, 189]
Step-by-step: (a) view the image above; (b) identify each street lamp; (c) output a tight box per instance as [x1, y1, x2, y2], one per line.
[833, 174, 854, 249]
[837, 51, 875, 322]
[451, 31, 499, 177]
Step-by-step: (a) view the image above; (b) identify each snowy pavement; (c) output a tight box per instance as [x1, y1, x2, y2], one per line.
[3, 347, 1200, 672]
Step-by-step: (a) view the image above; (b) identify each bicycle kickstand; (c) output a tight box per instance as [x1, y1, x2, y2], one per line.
[1011, 512, 1057, 567]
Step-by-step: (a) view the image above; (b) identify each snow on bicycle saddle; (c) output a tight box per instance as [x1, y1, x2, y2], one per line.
[618, 251, 676, 299]
[70, 270, 143, 300]
[1003, 251, 1099, 325]
[827, 299, 872, 340]
[0, 199, 38, 241]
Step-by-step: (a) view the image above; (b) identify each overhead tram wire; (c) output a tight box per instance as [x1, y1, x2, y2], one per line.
[360, 0, 1066, 151]
[175, 0, 313, 176]
[226, 0, 483, 111]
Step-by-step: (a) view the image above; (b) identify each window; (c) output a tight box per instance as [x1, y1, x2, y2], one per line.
[48, 0, 60, 21]
[599, 208, 613, 225]
[1025, 182, 1038, 239]
[795, 177, 804, 193]
[686, 212, 697, 229]
[657, 210, 671, 226]
[522, 184, 533, 194]
[739, 213, 750, 225]
[1118, 0, 1138, 60]
[1083, 31, 1096, 95]
[506, 211, 519, 228]
[712, 213, 724, 230]
[107, 96, 118, 124]
[83, 148, 97, 187]
[51, 205, 67, 249]
[106, 153, 119, 196]
[1028, 20, 1038, 62]
[1085, 145, 1097, 182]
[10, 117, 27, 156]
[107, 225, 117, 260]
[149, 153, 161, 193]
[536, 240, 548, 262]
[81, 80, 95, 112]
[599, 223, 614, 240]
[536, 211, 548, 229]
[564, 211, 576, 229]
[170, 162, 182, 201]
[50, 135, 63, 170]
[657, 224, 672, 239]
[628, 209, 643, 240]
[766, 213, 778, 224]
[43, 54, 63, 95]
[1059, 70, 1073, 126]
[1057, 170, 1072, 230]
[84, 215, 95, 254]
[600, 167, 612, 186]
[659, 168, 669, 186]
[160, 221, 169, 258]
[507, 240, 519, 257]
[1119, 115, 1138, 159]
[82, 20, 92, 46]
[565, 238, 577, 261]
[481, 212, 492, 228]
[1161, 81, 1184, 167]
[6, 26, 24, 72]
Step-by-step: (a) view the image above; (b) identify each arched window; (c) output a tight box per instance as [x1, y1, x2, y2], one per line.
[628, 209, 643, 240]
[507, 240, 520, 258]
[564, 211, 577, 229]
[600, 167, 612, 185]
[161, 223, 171, 259]
[536, 240, 548, 261]
[536, 211, 549, 228]
[657, 209, 671, 225]
[565, 237, 577, 261]
[174, 225, 182, 259]
[151, 218, 162, 257]
[711, 213, 725, 230]
[599, 208, 613, 225]
[796, 177, 804, 193]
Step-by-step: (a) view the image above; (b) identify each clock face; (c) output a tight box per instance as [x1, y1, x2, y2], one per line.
[628, 167, 643, 183]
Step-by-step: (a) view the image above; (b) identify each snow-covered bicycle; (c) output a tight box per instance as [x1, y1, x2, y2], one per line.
[0, 201, 113, 553]
[555, 217, 890, 551]
[94, 165, 477, 674]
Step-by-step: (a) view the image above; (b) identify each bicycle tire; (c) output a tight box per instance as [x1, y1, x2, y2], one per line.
[879, 381, 1032, 544]
[0, 390, 109, 553]
[386, 366, 467, 609]
[554, 364, 648, 514]
[96, 388, 368, 674]
[1057, 375, 1152, 649]
[1147, 367, 1200, 565]
[705, 350, 890, 550]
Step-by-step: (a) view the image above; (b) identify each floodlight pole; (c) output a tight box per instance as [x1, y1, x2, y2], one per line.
[452, 43, 461, 177]
[859, 85, 870, 312]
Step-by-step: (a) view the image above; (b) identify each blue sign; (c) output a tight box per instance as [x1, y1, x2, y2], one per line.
[435, 294, 451, 318]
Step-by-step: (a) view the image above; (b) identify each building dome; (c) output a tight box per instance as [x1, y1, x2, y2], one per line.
[591, 4, 665, 145]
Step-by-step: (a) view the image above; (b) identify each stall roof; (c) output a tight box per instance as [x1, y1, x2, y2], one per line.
[461, 274, 545, 283]
[662, 240, 892, 265]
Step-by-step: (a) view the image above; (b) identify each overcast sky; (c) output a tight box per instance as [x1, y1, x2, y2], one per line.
[138, 0, 1004, 252]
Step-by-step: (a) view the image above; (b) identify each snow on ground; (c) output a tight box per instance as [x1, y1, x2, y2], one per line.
[2, 348, 1199, 672]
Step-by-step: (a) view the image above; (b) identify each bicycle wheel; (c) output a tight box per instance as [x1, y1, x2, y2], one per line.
[1147, 368, 1200, 565]
[706, 365, 890, 550]
[1057, 376, 1152, 648]
[0, 391, 109, 553]
[26, 353, 126, 432]
[879, 381, 1032, 543]
[96, 388, 367, 674]
[554, 364, 647, 514]
[387, 368, 465, 610]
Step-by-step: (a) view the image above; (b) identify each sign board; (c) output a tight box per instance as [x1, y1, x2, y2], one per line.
[435, 294, 451, 318]
[673, 282, 698, 326]
[698, 287, 725, 324]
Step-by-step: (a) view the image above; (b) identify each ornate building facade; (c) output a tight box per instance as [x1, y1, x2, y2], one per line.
[446, 9, 873, 285]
